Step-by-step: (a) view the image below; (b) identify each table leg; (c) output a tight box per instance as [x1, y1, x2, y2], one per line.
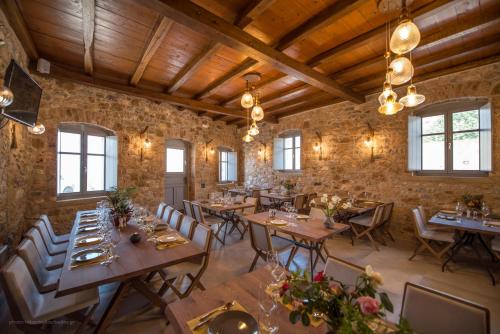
[131, 279, 167, 310]
[470, 234, 496, 285]
[308, 242, 314, 279]
[442, 232, 469, 272]
[95, 281, 131, 334]
[477, 234, 497, 262]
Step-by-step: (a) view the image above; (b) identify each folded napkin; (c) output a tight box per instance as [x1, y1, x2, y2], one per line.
[186, 300, 247, 334]
[210, 203, 223, 207]
[484, 220, 500, 228]
[69, 252, 108, 269]
[152, 233, 189, 250]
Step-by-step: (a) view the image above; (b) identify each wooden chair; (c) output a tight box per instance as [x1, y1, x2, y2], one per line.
[379, 202, 395, 242]
[408, 208, 455, 265]
[24, 228, 65, 270]
[323, 256, 364, 287]
[0, 255, 99, 334]
[17, 238, 61, 293]
[232, 197, 258, 239]
[183, 200, 194, 218]
[156, 202, 167, 218]
[293, 194, 306, 213]
[39, 215, 70, 244]
[401, 282, 490, 334]
[260, 189, 272, 210]
[247, 221, 296, 272]
[305, 192, 317, 212]
[33, 220, 68, 255]
[168, 210, 183, 230]
[192, 202, 226, 245]
[348, 205, 386, 251]
[157, 224, 213, 299]
[309, 207, 325, 220]
[161, 206, 174, 224]
[178, 215, 196, 239]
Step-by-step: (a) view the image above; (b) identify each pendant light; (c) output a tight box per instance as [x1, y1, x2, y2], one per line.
[251, 92, 264, 121]
[378, 93, 404, 115]
[390, 0, 420, 55]
[399, 52, 425, 107]
[248, 120, 259, 136]
[389, 55, 413, 85]
[27, 122, 46, 135]
[240, 80, 254, 109]
[242, 107, 254, 143]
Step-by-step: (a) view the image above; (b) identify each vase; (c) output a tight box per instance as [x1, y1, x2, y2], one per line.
[324, 216, 335, 229]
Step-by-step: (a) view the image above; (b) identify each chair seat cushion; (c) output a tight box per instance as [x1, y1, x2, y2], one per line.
[44, 253, 65, 270]
[271, 236, 294, 252]
[47, 242, 68, 255]
[204, 216, 224, 226]
[421, 230, 455, 243]
[35, 287, 99, 322]
[52, 233, 70, 244]
[491, 237, 500, 253]
[349, 214, 372, 227]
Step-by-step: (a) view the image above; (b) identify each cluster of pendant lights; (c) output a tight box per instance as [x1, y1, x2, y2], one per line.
[378, 1, 425, 115]
[241, 74, 265, 142]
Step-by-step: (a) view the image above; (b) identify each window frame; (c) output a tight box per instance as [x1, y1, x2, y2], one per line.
[218, 148, 237, 183]
[274, 131, 301, 172]
[412, 100, 490, 177]
[57, 124, 115, 200]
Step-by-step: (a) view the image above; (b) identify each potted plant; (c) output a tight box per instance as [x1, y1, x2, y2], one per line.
[106, 186, 136, 227]
[279, 266, 412, 333]
[310, 194, 352, 228]
[281, 180, 296, 196]
[461, 193, 483, 211]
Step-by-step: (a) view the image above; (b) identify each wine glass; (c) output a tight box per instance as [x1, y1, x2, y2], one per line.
[481, 202, 490, 223]
[456, 202, 464, 223]
[258, 283, 279, 334]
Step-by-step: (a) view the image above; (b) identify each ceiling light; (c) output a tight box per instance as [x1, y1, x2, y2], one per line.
[242, 132, 254, 143]
[27, 122, 45, 135]
[0, 85, 14, 108]
[251, 104, 264, 122]
[240, 90, 254, 109]
[248, 120, 259, 136]
[378, 80, 397, 105]
[378, 93, 404, 115]
[400, 84, 425, 107]
[389, 56, 413, 85]
[390, 19, 421, 55]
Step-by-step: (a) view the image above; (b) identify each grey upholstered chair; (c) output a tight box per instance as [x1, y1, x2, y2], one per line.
[401, 282, 490, 334]
[161, 206, 174, 224]
[0, 255, 99, 334]
[39, 214, 70, 244]
[309, 207, 326, 220]
[183, 200, 194, 218]
[178, 215, 196, 239]
[323, 256, 364, 287]
[259, 189, 272, 210]
[348, 205, 386, 251]
[25, 228, 65, 270]
[16, 238, 61, 293]
[34, 220, 68, 255]
[192, 202, 225, 245]
[169, 210, 183, 230]
[233, 197, 258, 239]
[156, 202, 167, 218]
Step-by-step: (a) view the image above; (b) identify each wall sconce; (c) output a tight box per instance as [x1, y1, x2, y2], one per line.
[258, 141, 267, 163]
[205, 139, 214, 162]
[27, 122, 46, 135]
[364, 122, 375, 162]
[140, 126, 150, 162]
[313, 131, 323, 160]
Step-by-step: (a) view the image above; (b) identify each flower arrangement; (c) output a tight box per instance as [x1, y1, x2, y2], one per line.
[106, 186, 136, 225]
[280, 266, 412, 334]
[310, 194, 352, 223]
[281, 179, 296, 193]
[461, 193, 483, 210]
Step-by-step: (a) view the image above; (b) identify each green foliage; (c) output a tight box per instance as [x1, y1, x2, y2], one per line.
[106, 186, 136, 217]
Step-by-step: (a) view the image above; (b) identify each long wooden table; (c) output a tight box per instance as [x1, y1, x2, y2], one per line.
[165, 267, 327, 333]
[260, 192, 296, 208]
[429, 213, 500, 285]
[245, 211, 350, 277]
[57, 210, 206, 333]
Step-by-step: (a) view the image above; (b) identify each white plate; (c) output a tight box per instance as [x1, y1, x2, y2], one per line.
[156, 235, 178, 243]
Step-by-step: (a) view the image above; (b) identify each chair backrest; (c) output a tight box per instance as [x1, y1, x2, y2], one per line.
[169, 210, 183, 230]
[305, 193, 317, 209]
[24, 228, 50, 261]
[16, 239, 51, 292]
[382, 202, 394, 223]
[191, 224, 213, 253]
[179, 216, 196, 239]
[0, 255, 41, 322]
[161, 206, 174, 224]
[309, 207, 326, 220]
[33, 220, 54, 249]
[417, 205, 427, 223]
[192, 202, 206, 225]
[294, 194, 306, 210]
[323, 256, 364, 287]
[243, 197, 258, 215]
[248, 222, 272, 253]
[156, 202, 167, 218]
[183, 200, 194, 217]
[260, 189, 271, 205]
[401, 282, 490, 334]
[411, 208, 427, 237]
[39, 215, 58, 243]
[251, 189, 260, 199]
[370, 205, 386, 227]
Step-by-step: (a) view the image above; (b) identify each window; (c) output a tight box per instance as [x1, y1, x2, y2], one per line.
[166, 148, 184, 173]
[273, 131, 301, 171]
[408, 99, 492, 175]
[219, 149, 237, 182]
[57, 124, 117, 198]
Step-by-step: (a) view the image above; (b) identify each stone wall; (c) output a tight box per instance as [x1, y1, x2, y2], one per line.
[243, 62, 500, 240]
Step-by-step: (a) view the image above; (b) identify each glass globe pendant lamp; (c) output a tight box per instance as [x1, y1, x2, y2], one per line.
[0, 85, 14, 108]
[389, 56, 413, 85]
[28, 122, 46, 135]
[248, 120, 259, 136]
[251, 93, 264, 121]
[378, 80, 397, 105]
[390, 18, 421, 55]
[242, 131, 254, 143]
[240, 89, 254, 109]
[400, 84, 425, 107]
[378, 93, 404, 115]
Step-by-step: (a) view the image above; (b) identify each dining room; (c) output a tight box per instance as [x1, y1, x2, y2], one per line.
[0, 0, 499, 333]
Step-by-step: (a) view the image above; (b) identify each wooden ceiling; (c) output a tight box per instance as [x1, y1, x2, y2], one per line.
[3, 0, 500, 127]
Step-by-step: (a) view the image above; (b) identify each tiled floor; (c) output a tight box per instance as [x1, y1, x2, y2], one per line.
[2, 231, 499, 333]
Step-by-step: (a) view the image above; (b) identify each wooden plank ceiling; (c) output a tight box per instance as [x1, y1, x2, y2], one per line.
[4, 0, 500, 127]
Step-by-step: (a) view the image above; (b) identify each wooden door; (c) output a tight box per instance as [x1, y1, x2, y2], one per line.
[165, 140, 188, 210]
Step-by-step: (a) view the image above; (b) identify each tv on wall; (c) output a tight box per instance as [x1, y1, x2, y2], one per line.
[1, 59, 43, 127]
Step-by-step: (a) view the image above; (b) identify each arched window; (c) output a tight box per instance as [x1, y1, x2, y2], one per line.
[218, 146, 237, 183]
[57, 123, 117, 198]
[408, 99, 492, 175]
[273, 130, 301, 171]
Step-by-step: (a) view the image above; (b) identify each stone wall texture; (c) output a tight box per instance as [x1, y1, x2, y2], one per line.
[243, 62, 500, 240]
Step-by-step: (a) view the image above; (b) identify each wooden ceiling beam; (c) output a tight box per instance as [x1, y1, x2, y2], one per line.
[81, 0, 95, 75]
[234, 0, 276, 29]
[42, 63, 246, 118]
[274, 0, 367, 51]
[306, 0, 453, 68]
[138, 0, 364, 104]
[130, 16, 173, 85]
[261, 84, 310, 106]
[0, 0, 39, 60]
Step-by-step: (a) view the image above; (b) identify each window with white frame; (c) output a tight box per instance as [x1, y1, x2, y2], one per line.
[408, 99, 492, 175]
[273, 131, 301, 171]
[57, 124, 117, 198]
[219, 148, 237, 182]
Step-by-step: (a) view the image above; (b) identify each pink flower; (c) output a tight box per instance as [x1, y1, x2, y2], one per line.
[356, 296, 380, 315]
[313, 271, 325, 282]
[329, 281, 341, 295]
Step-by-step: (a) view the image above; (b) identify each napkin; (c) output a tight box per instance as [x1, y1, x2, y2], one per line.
[186, 300, 248, 334]
[269, 219, 289, 226]
[484, 220, 500, 228]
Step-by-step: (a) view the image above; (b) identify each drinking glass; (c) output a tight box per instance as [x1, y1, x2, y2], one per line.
[456, 202, 464, 223]
[258, 284, 279, 334]
[481, 202, 490, 223]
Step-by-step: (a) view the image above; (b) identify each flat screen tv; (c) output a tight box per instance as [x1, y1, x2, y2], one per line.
[1, 59, 42, 127]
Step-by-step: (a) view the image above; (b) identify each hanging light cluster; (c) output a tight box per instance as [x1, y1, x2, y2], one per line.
[240, 72, 264, 142]
[378, 0, 424, 115]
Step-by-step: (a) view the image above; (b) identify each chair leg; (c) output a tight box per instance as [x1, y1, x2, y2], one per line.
[284, 247, 297, 270]
[249, 252, 260, 272]
[365, 231, 379, 251]
[75, 303, 99, 334]
[409, 242, 424, 260]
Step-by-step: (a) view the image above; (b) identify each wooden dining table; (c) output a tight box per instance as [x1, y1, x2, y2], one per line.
[245, 211, 350, 278]
[260, 192, 296, 208]
[56, 210, 206, 333]
[428, 213, 500, 285]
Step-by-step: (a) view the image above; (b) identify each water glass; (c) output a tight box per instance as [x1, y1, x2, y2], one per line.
[481, 202, 490, 223]
[456, 202, 464, 223]
[258, 284, 279, 334]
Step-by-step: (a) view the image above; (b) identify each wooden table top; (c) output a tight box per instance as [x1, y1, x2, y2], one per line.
[260, 192, 296, 201]
[193, 200, 255, 213]
[245, 211, 349, 243]
[56, 211, 205, 297]
[312, 198, 381, 215]
[428, 214, 500, 236]
[165, 267, 327, 333]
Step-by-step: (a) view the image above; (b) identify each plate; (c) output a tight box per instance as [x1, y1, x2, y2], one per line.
[296, 214, 309, 219]
[440, 210, 455, 215]
[75, 236, 103, 247]
[270, 219, 288, 226]
[72, 248, 106, 263]
[78, 225, 100, 233]
[208, 310, 258, 334]
[438, 214, 455, 220]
